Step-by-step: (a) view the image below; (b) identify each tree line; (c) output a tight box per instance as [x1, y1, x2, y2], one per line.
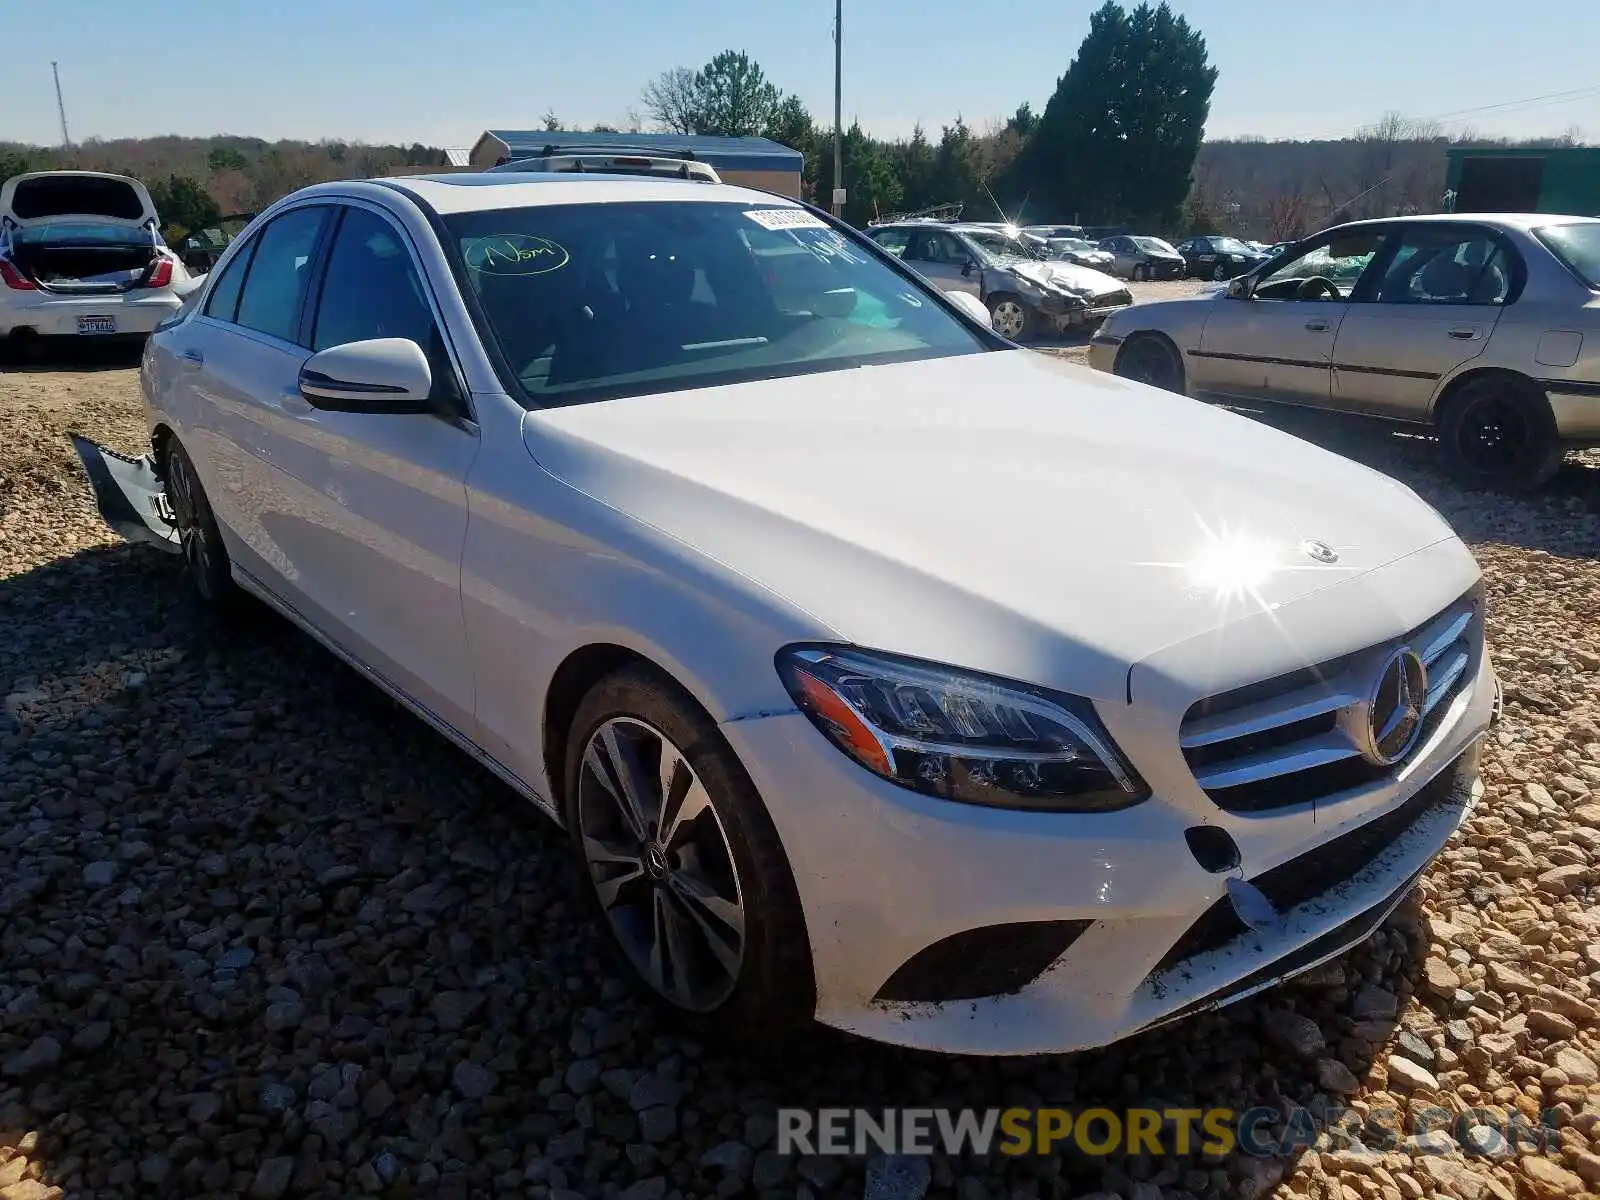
[1, 0, 1586, 247]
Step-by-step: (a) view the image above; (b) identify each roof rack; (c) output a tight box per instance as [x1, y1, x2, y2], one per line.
[868, 202, 964, 226]
[540, 143, 699, 161]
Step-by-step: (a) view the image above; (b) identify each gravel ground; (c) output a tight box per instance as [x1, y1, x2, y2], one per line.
[2, 343, 1600, 1200]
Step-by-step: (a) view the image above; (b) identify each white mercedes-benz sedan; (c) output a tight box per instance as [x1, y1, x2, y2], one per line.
[73, 173, 1498, 1055]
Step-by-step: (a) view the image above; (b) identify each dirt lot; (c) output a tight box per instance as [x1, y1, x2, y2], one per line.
[2, 341, 1600, 1200]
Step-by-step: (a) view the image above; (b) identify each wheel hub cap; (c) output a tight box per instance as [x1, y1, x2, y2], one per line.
[644, 841, 670, 881]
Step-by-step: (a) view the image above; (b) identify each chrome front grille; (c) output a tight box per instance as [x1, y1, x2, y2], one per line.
[1180, 590, 1481, 813]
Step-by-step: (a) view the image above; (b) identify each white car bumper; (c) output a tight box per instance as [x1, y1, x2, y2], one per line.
[0, 292, 181, 337]
[721, 576, 1495, 1055]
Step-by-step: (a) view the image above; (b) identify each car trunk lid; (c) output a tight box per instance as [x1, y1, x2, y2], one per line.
[1, 172, 164, 294]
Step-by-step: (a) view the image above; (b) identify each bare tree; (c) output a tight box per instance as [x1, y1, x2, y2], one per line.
[640, 66, 701, 134]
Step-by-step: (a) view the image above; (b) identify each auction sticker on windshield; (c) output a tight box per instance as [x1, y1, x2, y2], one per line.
[745, 208, 828, 231]
[463, 234, 570, 275]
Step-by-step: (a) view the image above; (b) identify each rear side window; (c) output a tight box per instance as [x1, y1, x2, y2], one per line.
[869, 229, 911, 257]
[203, 241, 255, 322]
[1375, 229, 1519, 305]
[235, 207, 329, 344]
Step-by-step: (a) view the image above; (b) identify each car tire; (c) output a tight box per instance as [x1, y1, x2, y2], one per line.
[563, 664, 814, 1046]
[163, 440, 236, 605]
[1132, 264, 1150, 282]
[1211, 263, 1228, 281]
[987, 294, 1035, 342]
[1113, 333, 1186, 394]
[1436, 374, 1564, 493]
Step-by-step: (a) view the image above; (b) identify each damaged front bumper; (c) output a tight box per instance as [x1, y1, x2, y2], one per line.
[69, 434, 180, 553]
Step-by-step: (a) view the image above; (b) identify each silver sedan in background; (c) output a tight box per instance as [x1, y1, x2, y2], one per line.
[1088, 214, 1600, 491]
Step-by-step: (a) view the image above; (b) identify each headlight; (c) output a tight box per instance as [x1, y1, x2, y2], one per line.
[775, 646, 1149, 812]
[1013, 275, 1047, 296]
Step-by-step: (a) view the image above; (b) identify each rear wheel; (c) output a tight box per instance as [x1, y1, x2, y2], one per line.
[1114, 333, 1185, 394]
[163, 440, 234, 604]
[987, 294, 1035, 342]
[1436, 374, 1563, 493]
[564, 665, 813, 1044]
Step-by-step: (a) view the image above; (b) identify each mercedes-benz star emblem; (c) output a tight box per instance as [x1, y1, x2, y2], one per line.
[1363, 647, 1428, 766]
[644, 842, 670, 882]
[1301, 539, 1339, 564]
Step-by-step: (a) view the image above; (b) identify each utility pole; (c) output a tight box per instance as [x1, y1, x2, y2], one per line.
[52, 61, 71, 148]
[831, 0, 844, 217]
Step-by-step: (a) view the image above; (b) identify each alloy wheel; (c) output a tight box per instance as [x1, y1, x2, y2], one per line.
[165, 451, 220, 600]
[991, 299, 1028, 340]
[1211, 263, 1227, 281]
[577, 717, 746, 1011]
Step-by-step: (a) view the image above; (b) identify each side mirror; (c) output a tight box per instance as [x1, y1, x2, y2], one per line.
[961, 258, 975, 277]
[299, 338, 436, 414]
[944, 290, 992, 326]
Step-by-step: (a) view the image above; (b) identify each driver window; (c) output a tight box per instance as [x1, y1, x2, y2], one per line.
[927, 233, 965, 264]
[1252, 233, 1385, 302]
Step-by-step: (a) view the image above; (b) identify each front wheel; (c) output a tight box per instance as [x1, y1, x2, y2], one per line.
[987, 294, 1035, 342]
[1132, 263, 1150, 282]
[1113, 333, 1185, 394]
[564, 665, 814, 1043]
[1211, 262, 1228, 281]
[1436, 375, 1564, 493]
[164, 440, 234, 605]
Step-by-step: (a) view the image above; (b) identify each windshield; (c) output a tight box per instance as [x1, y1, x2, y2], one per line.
[1134, 237, 1177, 254]
[964, 230, 1041, 263]
[1536, 223, 1600, 289]
[445, 201, 989, 406]
[15, 222, 149, 246]
[1212, 237, 1253, 254]
[1057, 238, 1095, 251]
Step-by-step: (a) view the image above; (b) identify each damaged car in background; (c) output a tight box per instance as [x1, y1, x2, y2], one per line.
[866, 219, 1131, 340]
[0, 171, 193, 352]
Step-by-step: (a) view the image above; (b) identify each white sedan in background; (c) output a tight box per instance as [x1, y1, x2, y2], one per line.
[75, 173, 1495, 1054]
[0, 171, 191, 352]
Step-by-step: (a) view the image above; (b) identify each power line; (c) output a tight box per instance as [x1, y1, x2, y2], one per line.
[1421, 82, 1600, 123]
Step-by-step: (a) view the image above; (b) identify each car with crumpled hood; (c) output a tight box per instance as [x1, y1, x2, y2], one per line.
[866, 220, 1131, 340]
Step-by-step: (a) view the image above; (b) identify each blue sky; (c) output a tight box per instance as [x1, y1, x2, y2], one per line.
[6, 0, 1599, 148]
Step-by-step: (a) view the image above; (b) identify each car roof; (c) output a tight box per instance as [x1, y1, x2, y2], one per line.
[1330, 212, 1600, 233]
[318, 173, 805, 216]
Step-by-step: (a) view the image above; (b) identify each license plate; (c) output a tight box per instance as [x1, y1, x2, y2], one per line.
[78, 316, 117, 336]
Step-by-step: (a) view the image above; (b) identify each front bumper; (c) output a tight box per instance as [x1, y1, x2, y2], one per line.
[1086, 331, 1122, 373]
[722, 602, 1495, 1055]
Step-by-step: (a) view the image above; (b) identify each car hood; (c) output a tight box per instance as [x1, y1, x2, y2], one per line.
[521, 352, 1460, 699]
[1009, 260, 1125, 294]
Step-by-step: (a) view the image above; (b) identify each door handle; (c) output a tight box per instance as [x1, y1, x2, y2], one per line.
[1305, 320, 1330, 332]
[180, 348, 204, 367]
[1447, 328, 1481, 341]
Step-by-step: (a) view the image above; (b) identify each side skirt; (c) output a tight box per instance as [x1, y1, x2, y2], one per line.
[233, 565, 563, 827]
